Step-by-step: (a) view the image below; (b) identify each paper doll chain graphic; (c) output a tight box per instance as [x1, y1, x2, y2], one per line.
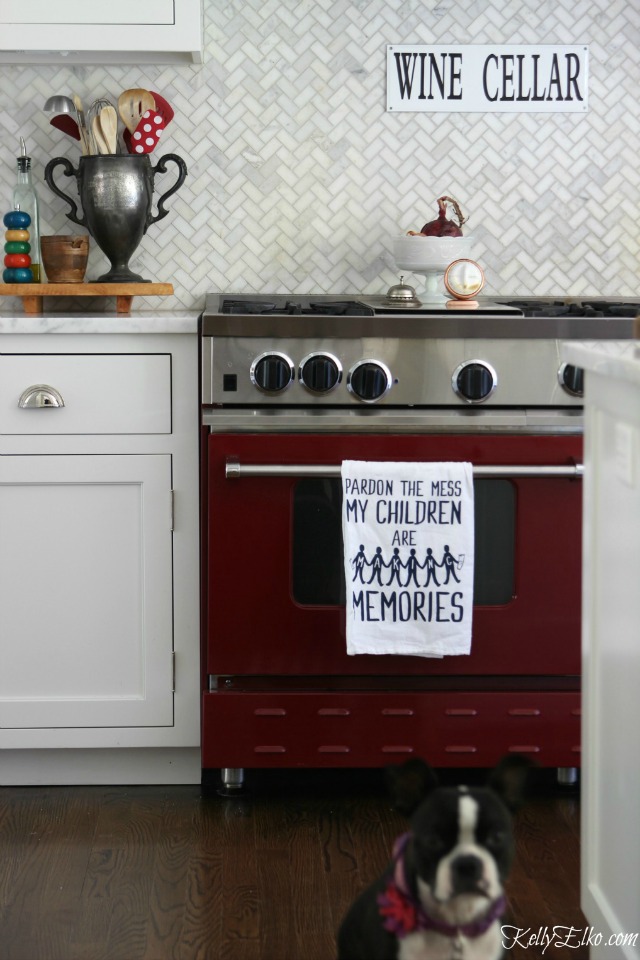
[351, 544, 465, 587]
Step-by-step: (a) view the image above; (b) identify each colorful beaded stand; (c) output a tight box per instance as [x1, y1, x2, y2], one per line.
[3, 209, 33, 283]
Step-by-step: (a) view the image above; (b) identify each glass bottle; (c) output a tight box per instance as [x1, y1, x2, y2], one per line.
[12, 137, 41, 282]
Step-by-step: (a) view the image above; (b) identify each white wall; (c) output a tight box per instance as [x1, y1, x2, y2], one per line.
[0, 0, 638, 309]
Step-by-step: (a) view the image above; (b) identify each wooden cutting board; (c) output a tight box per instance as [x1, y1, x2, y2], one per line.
[0, 282, 173, 314]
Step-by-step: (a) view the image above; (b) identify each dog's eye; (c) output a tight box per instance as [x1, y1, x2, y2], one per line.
[417, 834, 444, 855]
[486, 830, 506, 848]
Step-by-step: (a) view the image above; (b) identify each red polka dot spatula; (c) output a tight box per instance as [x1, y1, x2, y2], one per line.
[128, 110, 166, 154]
[123, 91, 174, 154]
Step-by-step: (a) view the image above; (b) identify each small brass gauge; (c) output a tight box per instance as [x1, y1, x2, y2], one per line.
[444, 259, 485, 308]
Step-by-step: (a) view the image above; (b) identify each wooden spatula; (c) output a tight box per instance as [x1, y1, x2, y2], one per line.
[118, 88, 156, 134]
[99, 106, 119, 154]
[73, 93, 91, 155]
[92, 115, 110, 154]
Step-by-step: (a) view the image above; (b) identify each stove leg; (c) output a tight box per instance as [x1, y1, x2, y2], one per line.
[218, 767, 245, 797]
[557, 766, 579, 786]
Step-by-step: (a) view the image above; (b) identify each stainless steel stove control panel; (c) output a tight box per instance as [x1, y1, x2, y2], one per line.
[201, 336, 585, 408]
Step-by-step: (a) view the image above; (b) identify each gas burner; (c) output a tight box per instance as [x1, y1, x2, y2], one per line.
[582, 301, 639, 318]
[221, 299, 279, 314]
[305, 301, 374, 316]
[502, 300, 640, 319]
[220, 298, 374, 317]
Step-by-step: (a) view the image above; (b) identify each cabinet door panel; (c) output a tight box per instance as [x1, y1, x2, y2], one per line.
[1, 1, 174, 25]
[0, 0, 201, 63]
[0, 455, 173, 728]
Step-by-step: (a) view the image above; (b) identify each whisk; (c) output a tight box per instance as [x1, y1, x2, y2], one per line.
[88, 98, 120, 155]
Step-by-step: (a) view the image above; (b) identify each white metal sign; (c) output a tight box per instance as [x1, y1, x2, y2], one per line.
[387, 45, 588, 113]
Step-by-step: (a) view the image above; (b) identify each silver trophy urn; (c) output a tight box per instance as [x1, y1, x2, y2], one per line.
[44, 154, 187, 282]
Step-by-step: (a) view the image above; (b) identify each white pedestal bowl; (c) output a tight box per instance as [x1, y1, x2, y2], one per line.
[392, 235, 474, 302]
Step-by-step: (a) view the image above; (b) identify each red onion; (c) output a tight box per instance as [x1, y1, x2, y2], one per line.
[408, 196, 467, 237]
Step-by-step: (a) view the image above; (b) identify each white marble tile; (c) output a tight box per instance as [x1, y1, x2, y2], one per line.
[0, 0, 638, 310]
[0, 312, 198, 335]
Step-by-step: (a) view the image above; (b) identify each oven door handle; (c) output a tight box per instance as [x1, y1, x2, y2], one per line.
[225, 459, 584, 479]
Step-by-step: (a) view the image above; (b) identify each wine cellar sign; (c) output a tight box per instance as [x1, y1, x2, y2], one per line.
[387, 45, 588, 113]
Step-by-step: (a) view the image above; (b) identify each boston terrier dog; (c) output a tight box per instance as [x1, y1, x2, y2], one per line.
[337, 757, 530, 960]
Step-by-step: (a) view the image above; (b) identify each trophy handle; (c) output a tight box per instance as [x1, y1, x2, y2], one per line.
[44, 157, 86, 228]
[147, 154, 188, 231]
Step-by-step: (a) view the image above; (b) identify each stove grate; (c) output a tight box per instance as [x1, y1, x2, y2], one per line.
[220, 298, 374, 316]
[503, 300, 639, 318]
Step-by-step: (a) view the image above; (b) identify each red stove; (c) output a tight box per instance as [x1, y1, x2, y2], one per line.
[200, 294, 637, 791]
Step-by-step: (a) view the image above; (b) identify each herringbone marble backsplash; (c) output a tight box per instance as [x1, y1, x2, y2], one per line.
[1, 0, 639, 311]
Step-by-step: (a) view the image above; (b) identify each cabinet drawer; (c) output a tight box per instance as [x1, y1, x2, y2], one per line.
[0, 354, 171, 434]
[202, 690, 582, 769]
[1, 0, 174, 25]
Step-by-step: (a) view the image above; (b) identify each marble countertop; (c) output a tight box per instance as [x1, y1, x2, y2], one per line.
[563, 340, 640, 387]
[0, 311, 199, 334]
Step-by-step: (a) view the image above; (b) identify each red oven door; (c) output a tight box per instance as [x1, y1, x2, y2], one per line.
[205, 433, 582, 678]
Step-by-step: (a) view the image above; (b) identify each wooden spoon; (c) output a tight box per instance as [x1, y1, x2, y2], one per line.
[92, 116, 110, 154]
[118, 88, 155, 134]
[72, 94, 91, 155]
[99, 105, 118, 154]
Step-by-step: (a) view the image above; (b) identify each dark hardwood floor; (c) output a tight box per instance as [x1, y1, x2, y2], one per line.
[0, 768, 587, 960]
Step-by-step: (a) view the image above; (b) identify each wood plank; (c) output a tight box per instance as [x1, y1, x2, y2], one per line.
[256, 847, 295, 959]
[318, 798, 363, 934]
[82, 789, 164, 960]
[0, 786, 99, 959]
[142, 789, 198, 960]
[0, 283, 173, 296]
[219, 941, 262, 960]
[0, 282, 173, 315]
[288, 799, 336, 960]
[178, 795, 224, 960]
[220, 797, 259, 942]
[505, 797, 589, 960]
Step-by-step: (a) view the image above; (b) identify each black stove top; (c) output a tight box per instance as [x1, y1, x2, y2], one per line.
[215, 295, 640, 320]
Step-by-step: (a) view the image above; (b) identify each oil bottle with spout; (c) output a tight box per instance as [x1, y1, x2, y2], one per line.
[13, 137, 41, 282]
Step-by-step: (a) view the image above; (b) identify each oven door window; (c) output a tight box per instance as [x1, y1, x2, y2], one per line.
[292, 478, 515, 607]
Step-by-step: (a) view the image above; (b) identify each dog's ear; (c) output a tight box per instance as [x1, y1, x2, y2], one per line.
[386, 758, 439, 816]
[486, 754, 534, 812]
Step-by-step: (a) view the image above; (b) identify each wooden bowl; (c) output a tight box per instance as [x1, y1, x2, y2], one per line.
[41, 235, 90, 283]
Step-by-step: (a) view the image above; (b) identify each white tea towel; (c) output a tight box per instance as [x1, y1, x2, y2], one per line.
[342, 460, 474, 658]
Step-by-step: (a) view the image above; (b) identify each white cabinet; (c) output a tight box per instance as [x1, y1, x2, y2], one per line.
[564, 342, 640, 960]
[0, 0, 203, 64]
[0, 330, 200, 784]
[0, 454, 173, 729]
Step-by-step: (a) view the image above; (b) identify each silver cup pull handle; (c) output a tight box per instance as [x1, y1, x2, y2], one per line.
[18, 384, 65, 409]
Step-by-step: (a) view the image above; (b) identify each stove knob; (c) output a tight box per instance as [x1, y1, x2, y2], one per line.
[299, 352, 342, 394]
[250, 352, 294, 393]
[347, 359, 393, 403]
[452, 360, 497, 404]
[558, 362, 584, 397]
